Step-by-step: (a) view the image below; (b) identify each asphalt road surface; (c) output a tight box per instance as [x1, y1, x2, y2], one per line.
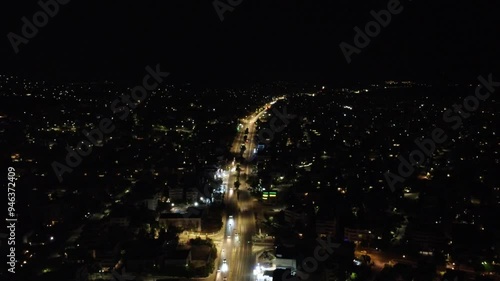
[216, 102, 273, 281]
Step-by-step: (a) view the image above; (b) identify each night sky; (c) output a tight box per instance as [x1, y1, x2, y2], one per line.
[1, 0, 499, 85]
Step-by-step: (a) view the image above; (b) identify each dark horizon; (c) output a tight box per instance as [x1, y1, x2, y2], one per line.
[1, 1, 499, 85]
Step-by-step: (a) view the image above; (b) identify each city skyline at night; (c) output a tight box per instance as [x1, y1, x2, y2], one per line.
[1, 1, 499, 281]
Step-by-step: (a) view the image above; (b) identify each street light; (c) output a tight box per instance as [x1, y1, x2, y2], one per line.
[221, 263, 228, 272]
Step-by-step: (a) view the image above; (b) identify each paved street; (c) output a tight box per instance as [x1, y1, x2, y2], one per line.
[214, 102, 273, 281]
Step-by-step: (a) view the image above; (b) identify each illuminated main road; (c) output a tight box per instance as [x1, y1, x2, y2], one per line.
[216, 101, 277, 281]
